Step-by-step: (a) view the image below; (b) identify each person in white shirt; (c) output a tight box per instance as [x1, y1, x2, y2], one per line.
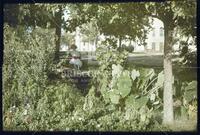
[68, 44, 82, 70]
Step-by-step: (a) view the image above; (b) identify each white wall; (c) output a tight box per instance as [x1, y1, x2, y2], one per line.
[60, 44, 68, 51]
[63, 18, 193, 54]
[144, 18, 164, 53]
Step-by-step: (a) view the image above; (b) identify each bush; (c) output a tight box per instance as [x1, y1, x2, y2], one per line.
[3, 24, 55, 129]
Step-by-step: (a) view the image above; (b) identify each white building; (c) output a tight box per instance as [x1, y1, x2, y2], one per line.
[61, 18, 194, 54]
[74, 27, 96, 52]
[72, 18, 165, 53]
[60, 44, 68, 51]
[144, 18, 164, 53]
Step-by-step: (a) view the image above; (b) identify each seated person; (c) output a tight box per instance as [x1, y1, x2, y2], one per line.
[68, 44, 82, 70]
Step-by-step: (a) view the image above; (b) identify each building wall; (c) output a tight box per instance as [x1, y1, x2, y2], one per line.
[144, 18, 164, 53]
[61, 18, 187, 54]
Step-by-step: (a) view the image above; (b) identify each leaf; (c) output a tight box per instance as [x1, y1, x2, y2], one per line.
[135, 96, 149, 109]
[183, 81, 197, 102]
[100, 84, 110, 103]
[184, 90, 197, 102]
[181, 106, 188, 120]
[109, 13, 119, 24]
[131, 69, 140, 81]
[185, 81, 197, 91]
[150, 93, 156, 101]
[126, 95, 148, 110]
[140, 114, 146, 122]
[125, 95, 136, 109]
[156, 71, 164, 87]
[153, 100, 160, 105]
[112, 64, 123, 78]
[125, 108, 137, 120]
[146, 69, 155, 80]
[139, 68, 149, 79]
[117, 70, 132, 98]
[109, 91, 120, 104]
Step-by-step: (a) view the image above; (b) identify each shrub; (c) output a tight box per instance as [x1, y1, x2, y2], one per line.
[3, 24, 55, 129]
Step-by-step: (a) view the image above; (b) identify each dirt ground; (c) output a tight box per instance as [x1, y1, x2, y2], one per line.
[169, 120, 197, 131]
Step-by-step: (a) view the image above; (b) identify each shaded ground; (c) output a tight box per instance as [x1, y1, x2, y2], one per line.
[59, 52, 197, 81]
[169, 120, 197, 131]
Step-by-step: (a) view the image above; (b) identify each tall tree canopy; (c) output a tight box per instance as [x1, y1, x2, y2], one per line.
[4, 4, 68, 61]
[65, 3, 151, 47]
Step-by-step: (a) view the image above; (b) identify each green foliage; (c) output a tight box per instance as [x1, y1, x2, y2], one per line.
[131, 69, 140, 81]
[3, 24, 55, 116]
[3, 82, 84, 131]
[3, 2, 197, 131]
[117, 70, 132, 98]
[4, 4, 54, 28]
[183, 81, 197, 103]
[60, 31, 75, 45]
[95, 60, 165, 127]
[156, 71, 164, 87]
[125, 95, 148, 110]
[80, 18, 99, 43]
[94, 38, 129, 104]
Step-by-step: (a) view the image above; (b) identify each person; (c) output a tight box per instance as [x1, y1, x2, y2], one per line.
[68, 44, 82, 70]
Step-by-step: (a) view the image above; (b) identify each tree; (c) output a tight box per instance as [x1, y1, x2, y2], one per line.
[60, 32, 75, 46]
[4, 4, 20, 27]
[145, 0, 196, 125]
[4, 4, 66, 61]
[65, 3, 150, 50]
[54, 5, 62, 61]
[63, 2, 196, 125]
[79, 18, 99, 47]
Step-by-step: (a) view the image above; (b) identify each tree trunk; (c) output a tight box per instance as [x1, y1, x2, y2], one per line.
[119, 36, 122, 51]
[94, 36, 98, 54]
[54, 6, 62, 62]
[163, 23, 174, 125]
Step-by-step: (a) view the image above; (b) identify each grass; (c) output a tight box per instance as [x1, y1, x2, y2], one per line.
[169, 120, 197, 131]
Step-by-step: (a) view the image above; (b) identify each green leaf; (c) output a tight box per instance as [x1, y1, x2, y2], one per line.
[117, 70, 132, 98]
[112, 64, 123, 78]
[184, 90, 197, 102]
[150, 93, 156, 101]
[109, 13, 119, 24]
[183, 81, 197, 102]
[131, 69, 140, 81]
[100, 84, 110, 103]
[146, 69, 155, 80]
[140, 114, 146, 122]
[181, 106, 188, 120]
[109, 91, 120, 104]
[153, 100, 160, 105]
[125, 95, 148, 110]
[156, 71, 164, 87]
[185, 81, 197, 91]
[135, 96, 148, 109]
[125, 95, 136, 109]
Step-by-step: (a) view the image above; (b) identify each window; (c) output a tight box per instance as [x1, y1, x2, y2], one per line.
[146, 44, 152, 50]
[160, 42, 164, 52]
[155, 43, 160, 51]
[160, 27, 164, 36]
[152, 42, 156, 50]
[152, 28, 156, 37]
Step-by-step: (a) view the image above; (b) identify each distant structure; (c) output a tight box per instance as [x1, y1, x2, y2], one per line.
[60, 18, 185, 54]
[75, 27, 96, 52]
[144, 18, 164, 53]
[60, 44, 68, 52]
